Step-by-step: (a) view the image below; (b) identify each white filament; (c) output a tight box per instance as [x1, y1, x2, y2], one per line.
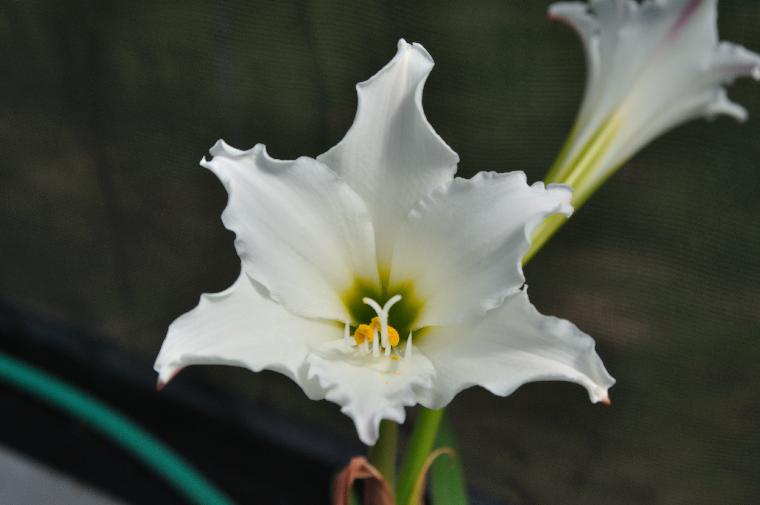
[372, 327, 380, 357]
[404, 332, 413, 360]
[343, 320, 351, 349]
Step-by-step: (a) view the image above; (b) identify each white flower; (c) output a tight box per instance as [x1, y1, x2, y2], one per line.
[154, 40, 614, 446]
[547, 0, 760, 202]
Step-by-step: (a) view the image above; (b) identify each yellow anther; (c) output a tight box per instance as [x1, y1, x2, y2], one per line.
[387, 326, 400, 347]
[369, 316, 400, 347]
[354, 324, 374, 344]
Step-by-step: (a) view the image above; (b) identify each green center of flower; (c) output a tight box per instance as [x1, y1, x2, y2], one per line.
[353, 294, 403, 358]
[342, 278, 422, 339]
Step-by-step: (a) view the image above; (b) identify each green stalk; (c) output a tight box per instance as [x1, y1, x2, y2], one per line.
[368, 420, 398, 489]
[528, 110, 623, 263]
[544, 120, 580, 183]
[396, 408, 444, 505]
[546, 111, 620, 182]
[523, 213, 568, 265]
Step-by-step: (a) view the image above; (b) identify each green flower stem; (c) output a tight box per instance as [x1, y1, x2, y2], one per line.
[368, 419, 398, 489]
[396, 407, 444, 505]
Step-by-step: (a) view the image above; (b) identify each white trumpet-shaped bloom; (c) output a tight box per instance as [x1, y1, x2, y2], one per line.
[154, 40, 615, 445]
[547, 0, 760, 201]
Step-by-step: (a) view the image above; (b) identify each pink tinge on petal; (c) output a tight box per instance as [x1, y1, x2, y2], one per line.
[669, 0, 705, 39]
[155, 366, 184, 391]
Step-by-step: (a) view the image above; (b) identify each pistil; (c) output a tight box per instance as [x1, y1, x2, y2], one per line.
[349, 294, 408, 359]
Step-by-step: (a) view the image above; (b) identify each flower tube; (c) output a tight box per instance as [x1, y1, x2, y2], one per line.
[546, 0, 760, 205]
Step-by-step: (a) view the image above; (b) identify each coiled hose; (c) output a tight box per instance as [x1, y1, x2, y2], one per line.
[0, 350, 235, 505]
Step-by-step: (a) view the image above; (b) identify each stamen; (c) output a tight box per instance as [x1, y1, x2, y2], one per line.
[362, 295, 403, 355]
[343, 320, 351, 349]
[404, 332, 413, 360]
[369, 316, 388, 349]
[372, 327, 380, 357]
[361, 337, 369, 354]
[387, 327, 400, 347]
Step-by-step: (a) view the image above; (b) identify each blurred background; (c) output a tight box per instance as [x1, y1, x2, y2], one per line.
[1, 1, 759, 504]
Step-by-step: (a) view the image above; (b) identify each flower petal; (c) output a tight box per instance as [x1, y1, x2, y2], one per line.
[389, 172, 572, 328]
[416, 290, 614, 408]
[154, 269, 337, 400]
[305, 340, 436, 445]
[318, 39, 459, 268]
[549, 0, 760, 191]
[202, 141, 380, 322]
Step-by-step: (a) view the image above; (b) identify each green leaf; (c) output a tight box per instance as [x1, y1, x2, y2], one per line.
[429, 415, 468, 505]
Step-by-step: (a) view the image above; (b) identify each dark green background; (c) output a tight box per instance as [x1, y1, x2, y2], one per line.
[2, 1, 759, 504]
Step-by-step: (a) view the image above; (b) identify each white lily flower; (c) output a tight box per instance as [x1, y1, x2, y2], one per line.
[547, 0, 760, 203]
[154, 40, 614, 446]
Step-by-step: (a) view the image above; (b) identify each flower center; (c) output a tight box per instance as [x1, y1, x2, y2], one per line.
[342, 294, 413, 360]
[341, 279, 423, 339]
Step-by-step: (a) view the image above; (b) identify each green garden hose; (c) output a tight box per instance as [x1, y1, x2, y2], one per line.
[0, 350, 235, 505]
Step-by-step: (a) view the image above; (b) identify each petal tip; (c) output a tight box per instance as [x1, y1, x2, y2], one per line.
[155, 365, 183, 391]
[546, 2, 566, 20]
[394, 38, 433, 64]
[208, 139, 227, 157]
[410, 41, 433, 64]
[359, 38, 434, 90]
[600, 393, 612, 406]
[546, 182, 575, 217]
[707, 92, 748, 122]
[547, 2, 593, 28]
